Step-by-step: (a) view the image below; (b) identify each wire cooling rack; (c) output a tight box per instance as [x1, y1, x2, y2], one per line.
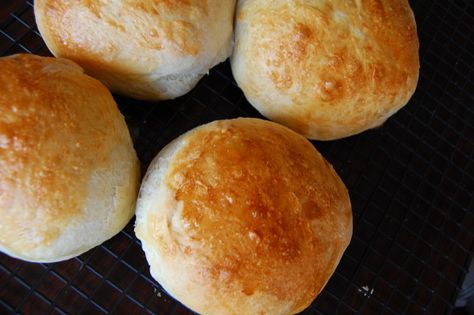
[1, 1, 473, 314]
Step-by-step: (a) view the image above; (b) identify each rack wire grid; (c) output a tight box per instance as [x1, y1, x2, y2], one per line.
[0, 0, 473, 314]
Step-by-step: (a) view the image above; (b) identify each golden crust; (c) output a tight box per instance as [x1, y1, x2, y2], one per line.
[0, 54, 140, 262]
[135, 118, 352, 315]
[34, 0, 235, 100]
[231, 0, 420, 140]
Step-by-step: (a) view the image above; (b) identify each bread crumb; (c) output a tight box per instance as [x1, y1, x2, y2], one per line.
[357, 285, 375, 298]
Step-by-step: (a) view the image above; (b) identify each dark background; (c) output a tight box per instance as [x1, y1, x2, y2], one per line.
[1, 0, 473, 314]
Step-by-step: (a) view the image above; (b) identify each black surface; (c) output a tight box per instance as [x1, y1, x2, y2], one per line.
[0, 1, 473, 314]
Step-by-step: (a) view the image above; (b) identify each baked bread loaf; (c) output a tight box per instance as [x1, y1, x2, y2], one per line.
[135, 118, 352, 315]
[0, 54, 140, 263]
[231, 0, 419, 140]
[34, 0, 236, 101]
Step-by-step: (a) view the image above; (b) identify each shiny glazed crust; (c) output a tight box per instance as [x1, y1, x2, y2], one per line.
[0, 54, 140, 262]
[34, 0, 235, 100]
[135, 118, 352, 315]
[231, 0, 420, 140]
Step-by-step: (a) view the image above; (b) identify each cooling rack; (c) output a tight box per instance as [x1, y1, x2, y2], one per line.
[0, 1, 473, 314]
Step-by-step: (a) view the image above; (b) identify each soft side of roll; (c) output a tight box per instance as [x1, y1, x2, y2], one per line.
[231, 0, 419, 140]
[34, 0, 236, 101]
[0, 54, 140, 263]
[135, 118, 352, 315]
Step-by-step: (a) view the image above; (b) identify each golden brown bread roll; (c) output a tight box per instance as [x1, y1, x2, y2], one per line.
[231, 0, 420, 140]
[0, 54, 140, 263]
[135, 118, 352, 315]
[34, 0, 236, 101]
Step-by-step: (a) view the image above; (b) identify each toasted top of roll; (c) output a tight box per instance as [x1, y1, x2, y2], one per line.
[0, 54, 140, 262]
[231, 0, 419, 140]
[35, 0, 236, 100]
[135, 118, 352, 315]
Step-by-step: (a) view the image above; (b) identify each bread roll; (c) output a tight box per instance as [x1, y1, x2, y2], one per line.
[135, 118, 352, 315]
[231, 0, 419, 140]
[34, 0, 236, 101]
[0, 54, 140, 263]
